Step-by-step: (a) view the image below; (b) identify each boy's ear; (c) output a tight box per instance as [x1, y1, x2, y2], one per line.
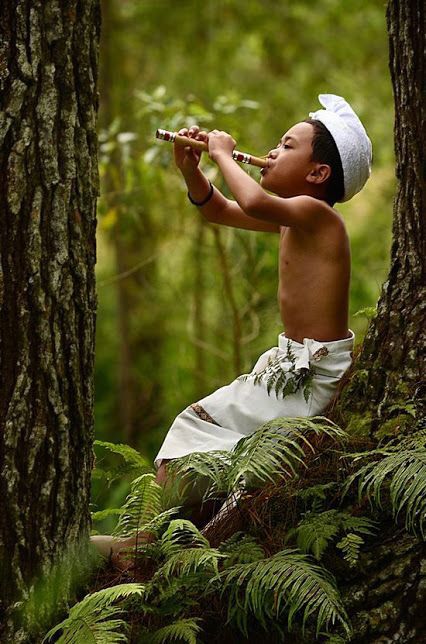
[306, 163, 331, 185]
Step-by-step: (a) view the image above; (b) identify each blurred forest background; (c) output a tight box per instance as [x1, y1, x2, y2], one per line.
[92, 0, 394, 526]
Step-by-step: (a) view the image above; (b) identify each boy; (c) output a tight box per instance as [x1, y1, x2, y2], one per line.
[92, 94, 372, 565]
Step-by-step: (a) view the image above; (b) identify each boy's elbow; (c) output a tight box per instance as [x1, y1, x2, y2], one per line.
[244, 195, 269, 219]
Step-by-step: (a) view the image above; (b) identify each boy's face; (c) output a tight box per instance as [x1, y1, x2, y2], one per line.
[260, 121, 319, 198]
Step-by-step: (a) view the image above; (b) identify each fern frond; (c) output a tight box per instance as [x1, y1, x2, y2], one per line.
[230, 427, 306, 489]
[343, 446, 426, 538]
[155, 547, 224, 582]
[286, 510, 341, 561]
[166, 450, 231, 499]
[229, 417, 347, 490]
[160, 519, 210, 557]
[112, 473, 162, 538]
[219, 549, 351, 637]
[149, 617, 203, 644]
[91, 508, 123, 523]
[294, 482, 339, 512]
[286, 510, 377, 562]
[140, 507, 182, 537]
[336, 533, 364, 567]
[94, 441, 150, 468]
[43, 583, 145, 644]
[219, 533, 265, 567]
[93, 441, 151, 487]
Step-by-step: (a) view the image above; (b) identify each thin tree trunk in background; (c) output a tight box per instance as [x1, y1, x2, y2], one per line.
[213, 228, 242, 375]
[99, 0, 135, 442]
[0, 1, 100, 640]
[193, 217, 208, 396]
[99, 0, 165, 446]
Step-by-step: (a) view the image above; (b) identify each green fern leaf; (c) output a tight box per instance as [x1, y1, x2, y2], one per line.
[343, 442, 426, 538]
[167, 450, 231, 500]
[229, 417, 346, 490]
[149, 617, 203, 644]
[91, 508, 123, 523]
[287, 510, 341, 561]
[93, 441, 151, 486]
[112, 473, 162, 538]
[42, 583, 145, 644]
[160, 519, 210, 557]
[94, 441, 149, 467]
[155, 547, 224, 582]
[336, 533, 364, 567]
[219, 533, 265, 567]
[287, 510, 377, 562]
[219, 549, 351, 637]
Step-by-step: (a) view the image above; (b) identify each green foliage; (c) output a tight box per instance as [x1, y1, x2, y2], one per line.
[167, 416, 347, 496]
[143, 617, 203, 644]
[343, 430, 426, 538]
[336, 533, 364, 568]
[238, 340, 314, 402]
[219, 549, 351, 638]
[91, 508, 123, 523]
[92, 441, 151, 488]
[286, 509, 377, 564]
[294, 482, 339, 513]
[229, 416, 347, 490]
[219, 532, 265, 568]
[43, 584, 145, 644]
[160, 519, 210, 555]
[165, 450, 231, 502]
[112, 473, 163, 538]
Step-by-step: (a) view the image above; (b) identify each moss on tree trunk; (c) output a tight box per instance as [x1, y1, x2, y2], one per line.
[0, 2, 101, 641]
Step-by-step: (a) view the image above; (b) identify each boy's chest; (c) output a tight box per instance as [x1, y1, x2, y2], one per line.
[279, 227, 312, 268]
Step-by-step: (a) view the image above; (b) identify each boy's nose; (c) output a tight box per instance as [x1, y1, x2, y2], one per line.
[268, 149, 278, 159]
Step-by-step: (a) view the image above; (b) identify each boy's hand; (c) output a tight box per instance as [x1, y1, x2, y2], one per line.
[173, 125, 208, 176]
[208, 130, 236, 163]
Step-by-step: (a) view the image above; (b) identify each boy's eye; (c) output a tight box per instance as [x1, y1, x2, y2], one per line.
[283, 144, 291, 149]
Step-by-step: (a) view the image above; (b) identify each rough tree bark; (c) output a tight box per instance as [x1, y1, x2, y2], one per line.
[335, 0, 425, 437]
[0, 1, 101, 641]
[328, 1, 426, 640]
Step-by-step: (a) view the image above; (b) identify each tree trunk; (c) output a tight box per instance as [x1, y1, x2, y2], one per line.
[330, 1, 426, 640]
[335, 0, 425, 439]
[0, 1, 100, 640]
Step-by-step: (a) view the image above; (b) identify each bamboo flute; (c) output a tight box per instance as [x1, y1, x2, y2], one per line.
[155, 129, 268, 168]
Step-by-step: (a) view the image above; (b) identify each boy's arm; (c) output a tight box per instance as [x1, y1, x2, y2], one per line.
[208, 131, 331, 230]
[183, 166, 281, 233]
[174, 125, 280, 232]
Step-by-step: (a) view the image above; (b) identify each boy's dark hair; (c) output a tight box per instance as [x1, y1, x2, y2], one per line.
[303, 118, 345, 205]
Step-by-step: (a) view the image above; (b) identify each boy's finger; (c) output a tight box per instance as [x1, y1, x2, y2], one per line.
[196, 130, 209, 141]
[178, 128, 188, 136]
[188, 125, 199, 137]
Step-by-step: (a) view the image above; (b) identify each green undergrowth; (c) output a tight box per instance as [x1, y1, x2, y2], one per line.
[38, 414, 425, 644]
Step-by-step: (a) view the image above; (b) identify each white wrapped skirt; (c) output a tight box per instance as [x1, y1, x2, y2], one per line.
[154, 330, 354, 468]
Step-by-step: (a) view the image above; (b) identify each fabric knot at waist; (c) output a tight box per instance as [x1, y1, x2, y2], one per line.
[293, 338, 329, 371]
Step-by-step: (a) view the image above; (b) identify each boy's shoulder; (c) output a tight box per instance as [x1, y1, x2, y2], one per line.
[289, 194, 346, 231]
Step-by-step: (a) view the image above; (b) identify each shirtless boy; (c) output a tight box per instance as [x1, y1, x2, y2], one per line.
[92, 94, 372, 564]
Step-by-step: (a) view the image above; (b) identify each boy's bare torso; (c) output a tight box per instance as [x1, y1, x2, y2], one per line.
[278, 211, 351, 344]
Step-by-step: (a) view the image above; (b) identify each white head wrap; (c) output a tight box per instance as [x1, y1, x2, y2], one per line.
[308, 94, 372, 202]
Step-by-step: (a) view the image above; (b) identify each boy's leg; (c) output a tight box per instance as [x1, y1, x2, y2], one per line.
[90, 458, 219, 566]
[90, 460, 171, 561]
